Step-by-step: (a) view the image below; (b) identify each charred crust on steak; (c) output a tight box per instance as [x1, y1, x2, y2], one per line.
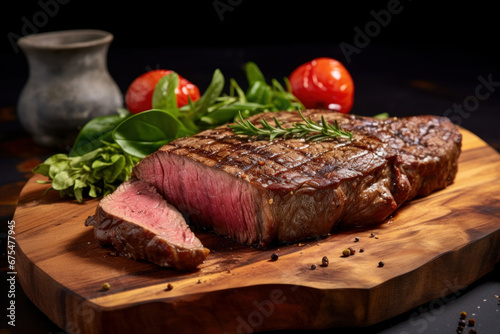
[131, 109, 461, 247]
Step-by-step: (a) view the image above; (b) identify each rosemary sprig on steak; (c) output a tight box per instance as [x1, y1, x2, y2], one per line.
[229, 110, 353, 141]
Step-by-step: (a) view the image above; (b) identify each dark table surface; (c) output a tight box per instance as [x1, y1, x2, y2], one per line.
[1, 1, 500, 332]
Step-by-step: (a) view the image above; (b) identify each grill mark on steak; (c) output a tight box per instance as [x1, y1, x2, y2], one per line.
[133, 109, 462, 246]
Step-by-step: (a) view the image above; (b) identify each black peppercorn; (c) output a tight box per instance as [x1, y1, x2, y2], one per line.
[459, 320, 466, 327]
[378, 261, 384, 267]
[270, 253, 279, 261]
[468, 329, 477, 334]
[311, 264, 317, 270]
[321, 256, 329, 267]
[467, 318, 475, 327]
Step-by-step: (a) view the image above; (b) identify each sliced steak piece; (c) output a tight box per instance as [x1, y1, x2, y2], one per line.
[133, 109, 462, 247]
[85, 178, 210, 270]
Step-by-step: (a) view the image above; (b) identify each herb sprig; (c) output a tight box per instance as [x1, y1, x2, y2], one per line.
[229, 110, 353, 141]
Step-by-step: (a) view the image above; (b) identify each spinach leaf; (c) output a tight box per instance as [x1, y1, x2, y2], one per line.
[152, 73, 180, 117]
[69, 109, 130, 157]
[178, 114, 200, 134]
[112, 109, 190, 158]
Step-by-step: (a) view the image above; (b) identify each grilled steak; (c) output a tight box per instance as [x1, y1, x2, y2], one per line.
[85, 178, 210, 270]
[133, 109, 462, 247]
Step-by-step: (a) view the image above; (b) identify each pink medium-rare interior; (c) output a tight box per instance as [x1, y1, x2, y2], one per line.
[103, 179, 201, 249]
[146, 151, 260, 244]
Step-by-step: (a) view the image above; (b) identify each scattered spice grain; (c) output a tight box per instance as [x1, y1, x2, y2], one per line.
[467, 318, 475, 327]
[310, 264, 317, 270]
[270, 253, 279, 261]
[342, 248, 351, 257]
[378, 261, 384, 267]
[101, 282, 111, 291]
[321, 256, 329, 267]
[165, 283, 173, 291]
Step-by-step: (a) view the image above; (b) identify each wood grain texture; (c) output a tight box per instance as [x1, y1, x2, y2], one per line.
[13, 128, 500, 334]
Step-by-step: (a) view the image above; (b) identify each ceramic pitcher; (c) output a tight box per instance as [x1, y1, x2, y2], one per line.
[17, 29, 123, 148]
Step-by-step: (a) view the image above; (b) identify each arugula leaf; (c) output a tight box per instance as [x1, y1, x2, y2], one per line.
[199, 102, 268, 126]
[228, 78, 246, 102]
[270, 79, 304, 111]
[245, 61, 267, 86]
[246, 81, 272, 105]
[185, 69, 225, 121]
[373, 112, 390, 119]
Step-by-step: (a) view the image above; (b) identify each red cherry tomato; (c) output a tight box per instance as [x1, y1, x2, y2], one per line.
[289, 57, 354, 113]
[125, 69, 200, 114]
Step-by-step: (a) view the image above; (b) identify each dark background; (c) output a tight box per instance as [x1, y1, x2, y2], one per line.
[1, 1, 500, 333]
[2, 0, 499, 91]
[2, 0, 498, 52]
[1, 0, 499, 143]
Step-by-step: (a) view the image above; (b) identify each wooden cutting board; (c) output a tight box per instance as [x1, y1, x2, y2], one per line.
[13, 128, 500, 334]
